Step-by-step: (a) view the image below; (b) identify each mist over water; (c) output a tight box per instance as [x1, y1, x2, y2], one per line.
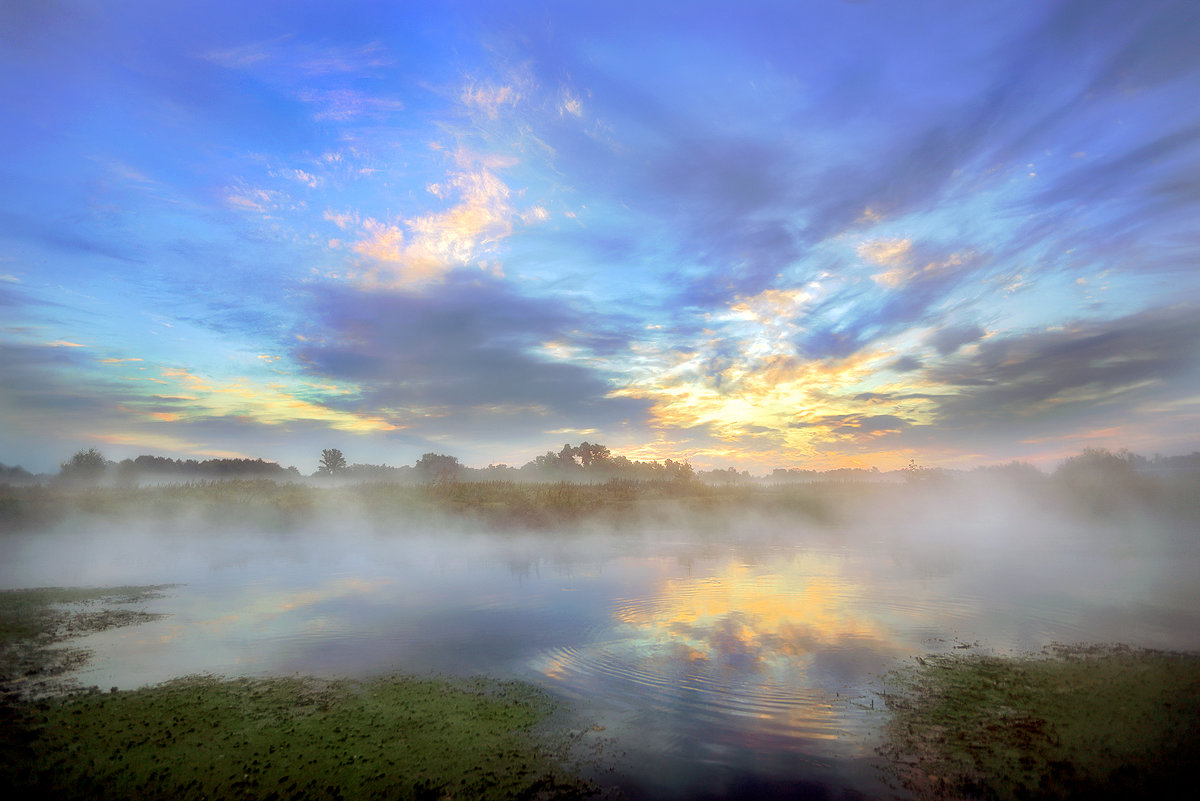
[3, 479, 1198, 798]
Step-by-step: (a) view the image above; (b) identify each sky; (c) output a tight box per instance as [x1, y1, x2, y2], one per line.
[2, 0, 1199, 475]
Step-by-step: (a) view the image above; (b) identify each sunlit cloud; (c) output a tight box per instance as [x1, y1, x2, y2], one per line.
[323, 209, 359, 230]
[346, 153, 530, 289]
[857, 238, 912, 267]
[122, 366, 399, 434]
[92, 431, 251, 459]
[2, 0, 1198, 472]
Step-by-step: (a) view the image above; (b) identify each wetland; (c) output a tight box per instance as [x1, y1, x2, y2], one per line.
[2, 472, 1198, 799]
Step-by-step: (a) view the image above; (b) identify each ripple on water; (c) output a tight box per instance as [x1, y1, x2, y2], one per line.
[532, 576, 884, 752]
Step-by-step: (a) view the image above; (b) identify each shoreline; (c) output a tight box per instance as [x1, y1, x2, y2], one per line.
[877, 644, 1200, 799]
[0, 586, 603, 801]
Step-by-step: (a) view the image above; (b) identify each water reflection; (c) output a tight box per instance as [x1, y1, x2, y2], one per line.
[4, 522, 1199, 799]
[529, 550, 905, 798]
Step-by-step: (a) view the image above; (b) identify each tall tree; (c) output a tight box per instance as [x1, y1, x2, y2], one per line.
[59, 448, 108, 483]
[414, 452, 462, 484]
[318, 448, 347, 476]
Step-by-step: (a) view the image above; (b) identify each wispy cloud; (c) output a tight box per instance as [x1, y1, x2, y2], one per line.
[205, 38, 392, 77]
[297, 88, 404, 121]
[460, 82, 521, 119]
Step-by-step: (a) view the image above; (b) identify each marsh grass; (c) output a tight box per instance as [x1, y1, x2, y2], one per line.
[0, 478, 846, 535]
[878, 645, 1200, 800]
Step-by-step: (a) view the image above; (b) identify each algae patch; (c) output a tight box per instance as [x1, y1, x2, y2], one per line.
[877, 644, 1200, 800]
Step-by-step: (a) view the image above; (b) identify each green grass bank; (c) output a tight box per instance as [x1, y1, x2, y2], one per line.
[878, 645, 1200, 800]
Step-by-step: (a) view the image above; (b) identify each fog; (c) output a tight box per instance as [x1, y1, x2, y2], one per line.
[2, 472, 1197, 798]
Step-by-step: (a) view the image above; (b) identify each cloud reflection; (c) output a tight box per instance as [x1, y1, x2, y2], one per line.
[615, 555, 897, 678]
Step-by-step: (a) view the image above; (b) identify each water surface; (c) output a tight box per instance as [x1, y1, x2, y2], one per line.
[4, 506, 1197, 798]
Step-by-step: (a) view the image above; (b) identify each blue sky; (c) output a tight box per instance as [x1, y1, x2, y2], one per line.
[2, 0, 1199, 474]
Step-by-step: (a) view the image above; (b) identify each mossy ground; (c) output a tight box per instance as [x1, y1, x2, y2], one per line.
[878, 644, 1200, 800]
[0, 586, 600, 801]
[2, 675, 598, 801]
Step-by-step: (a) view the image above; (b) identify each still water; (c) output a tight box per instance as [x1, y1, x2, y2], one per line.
[4, 505, 1199, 798]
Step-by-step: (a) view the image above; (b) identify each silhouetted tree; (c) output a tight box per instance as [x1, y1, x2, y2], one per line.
[415, 452, 462, 484]
[1054, 448, 1136, 483]
[0, 462, 34, 485]
[558, 443, 578, 469]
[576, 442, 611, 468]
[59, 447, 108, 484]
[318, 448, 348, 476]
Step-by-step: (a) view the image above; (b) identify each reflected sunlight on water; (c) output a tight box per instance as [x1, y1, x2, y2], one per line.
[532, 552, 907, 752]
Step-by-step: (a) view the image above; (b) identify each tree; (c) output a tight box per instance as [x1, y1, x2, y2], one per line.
[318, 448, 347, 476]
[59, 447, 108, 484]
[558, 443, 579, 469]
[576, 442, 610, 468]
[415, 452, 462, 484]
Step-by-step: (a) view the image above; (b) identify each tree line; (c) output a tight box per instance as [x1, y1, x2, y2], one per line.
[1, 443, 1197, 488]
[316, 442, 697, 484]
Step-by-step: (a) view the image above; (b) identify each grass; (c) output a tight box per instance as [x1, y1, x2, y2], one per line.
[2, 675, 597, 801]
[0, 586, 600, 801]
[877, 644, 1200, 800]
[0, 478, 842, 534]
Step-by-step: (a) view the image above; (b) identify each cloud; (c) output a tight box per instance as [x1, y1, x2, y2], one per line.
[297, 88, 404, 122]
[353, 219, 406, 262]
[345, 154, 526, 288]
[460, 82, 521, 119]
[927, 324, 986, 356]
[0, 210, 143, 264]
[560, 89, 583, 117]
[923, 304, 1200, 432]
[206, 38, 392, 77]
[790, 413, 910, 441]
[0, 341, 127, 418]
[858, 238, 912, 267]
[292, 277, 651, 442]
[323, 209, 359, 230]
